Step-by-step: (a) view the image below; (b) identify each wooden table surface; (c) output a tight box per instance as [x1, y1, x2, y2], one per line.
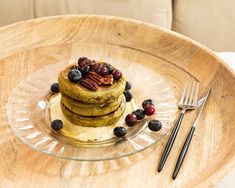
[0, 15, 234, 188]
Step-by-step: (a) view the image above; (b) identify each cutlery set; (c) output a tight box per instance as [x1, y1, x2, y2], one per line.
[158, 81, 211, 179]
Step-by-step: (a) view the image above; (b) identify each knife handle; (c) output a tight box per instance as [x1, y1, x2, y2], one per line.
[172, 126, 195, 179]
[158, 112, 185, 172]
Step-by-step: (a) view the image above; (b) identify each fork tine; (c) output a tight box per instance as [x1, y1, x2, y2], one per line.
[193, 82, 199, 106]
[188, 81, 196, 105]
[179, 81, 188, 105]
[184, 81, 191, 104]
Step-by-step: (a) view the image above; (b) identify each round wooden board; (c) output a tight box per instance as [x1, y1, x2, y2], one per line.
[0, 15, 234, 188]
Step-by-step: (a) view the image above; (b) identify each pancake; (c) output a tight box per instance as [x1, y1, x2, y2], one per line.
[49, 94, 136, 141]
[61, 92, 125, 116]
[60, 98, 126, 127]
[58, 63, 126, 104]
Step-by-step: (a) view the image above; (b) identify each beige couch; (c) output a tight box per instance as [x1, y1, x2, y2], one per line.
[0, 0, 234, 51]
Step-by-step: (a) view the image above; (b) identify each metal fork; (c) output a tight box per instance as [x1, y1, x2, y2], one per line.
[157, 81, 199, 172]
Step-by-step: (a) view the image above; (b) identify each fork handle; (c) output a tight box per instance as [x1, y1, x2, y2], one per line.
[158, 111, 185, 172]
[172, 126, 195, 179]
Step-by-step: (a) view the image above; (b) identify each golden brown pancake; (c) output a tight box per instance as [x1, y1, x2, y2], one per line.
[60, 99, 126, 127]
[58, 64, 126, 104]
[61, 92, 125, 116]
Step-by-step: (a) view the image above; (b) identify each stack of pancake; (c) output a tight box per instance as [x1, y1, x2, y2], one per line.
[58, 63, 126, 127]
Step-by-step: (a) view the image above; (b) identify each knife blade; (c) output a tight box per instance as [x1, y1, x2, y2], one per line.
[193, 89, 211, 127]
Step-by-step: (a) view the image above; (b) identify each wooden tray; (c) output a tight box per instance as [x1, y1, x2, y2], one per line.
[0, 15, 234, 187]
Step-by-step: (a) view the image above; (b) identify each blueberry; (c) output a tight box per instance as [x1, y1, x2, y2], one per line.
[148, 120, 162, 131]
[125, 113, 137, 126]
[113, 126, 127, 137]
[80, 65, 90, 75]
[104, 63, 114, 74]
[125, 81, 132, 90]
[123, 91, 132, 102]
[112, 70, 122, 80]
[142, 99, 153, 108]
[97, 66, 109, 76]
[133, 109, 145, 120]
[50, 83, 60, 93]
[68, 69, 82, 83]
[144, 104, 155, 116]
[51, 119, 63, 131]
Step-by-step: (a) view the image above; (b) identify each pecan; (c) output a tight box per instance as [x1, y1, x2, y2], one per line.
[86, 72, 103, 85]
[103, 74, 113, 85]
[79, 59, 96, 67]
[90, 63, 102, 72]
[80, 78, 99, 91]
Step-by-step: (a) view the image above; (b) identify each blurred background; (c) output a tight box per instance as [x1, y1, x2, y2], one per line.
[0, 0, 235, 51]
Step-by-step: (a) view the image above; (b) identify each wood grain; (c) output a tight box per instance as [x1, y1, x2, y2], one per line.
[0, 15, 234, 188]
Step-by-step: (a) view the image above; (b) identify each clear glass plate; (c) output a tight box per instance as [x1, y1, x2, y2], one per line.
[6, 60, 177, 161]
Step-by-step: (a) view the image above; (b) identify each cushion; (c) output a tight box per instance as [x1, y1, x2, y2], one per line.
[0, 0, 172, 29]
[173, 0, 235, 51]
[66, 0, 172, 28]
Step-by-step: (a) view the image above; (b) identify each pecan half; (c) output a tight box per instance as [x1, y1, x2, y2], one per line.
[103, 74, 113, 85]
[86, 72, 103, 85]
[90, 63, 103, 72]
[80, 78, 99, 91]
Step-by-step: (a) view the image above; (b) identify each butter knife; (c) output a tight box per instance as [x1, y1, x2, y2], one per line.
[172, 89, 211, 179]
